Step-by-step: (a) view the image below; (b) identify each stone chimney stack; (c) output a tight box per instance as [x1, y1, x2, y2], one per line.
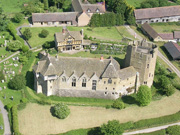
[100, 55, 104, 61]
[81, 29, 84, 37]
[102, 1, 105, 11]
[62, 26, 66, 35]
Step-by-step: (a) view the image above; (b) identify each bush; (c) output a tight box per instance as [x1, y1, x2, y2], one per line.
[8, 74, 26, 90]
[166, 125, 180, 135]
[136, 85, 152, 106]
[13, 13, 23, 23]
[163, 84, 175, 96]
[105, 105, 111, 109]
[23, 28, 32, 40]
[40, 29, 49, 38]
[100, 120, 124, 135]
[52, 103, 70, 119]
[112, 100, 125, 109]
[7, 40, 22, 52]
[21, 45, 29, 52]
[84, 34, 88, 40]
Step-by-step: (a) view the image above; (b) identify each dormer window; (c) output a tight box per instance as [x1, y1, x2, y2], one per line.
[87, 9, 91, 12]
[96, 8, 99, 12]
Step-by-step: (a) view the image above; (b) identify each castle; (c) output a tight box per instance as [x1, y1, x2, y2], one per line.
[33, 40, 158, 99]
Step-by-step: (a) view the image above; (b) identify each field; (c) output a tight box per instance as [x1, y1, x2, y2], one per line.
[21, 26, 132, 48]
[18, 90, 180, 135]
[150, 23, 180, 33]
[0, 0, 31, 13]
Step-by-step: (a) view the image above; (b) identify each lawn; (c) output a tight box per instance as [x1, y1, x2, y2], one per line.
[0, 111, 4, 135]
[21, 26, 127, 48]
[150, 23, 180, 33]
[18, 90, 180, 135]
[0, 0, 31, 13]
[116, 26, 135, 40]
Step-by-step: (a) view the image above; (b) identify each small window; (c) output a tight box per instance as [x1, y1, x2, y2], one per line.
[96, 8, 99, 12]
[104, 81, 106, 84]
[104, 92, 107, 95]
[149, 73, 151, 77]
[127, 78, 129, 81]
[144, 81, 147, 84]
[106, 87, 107, 90]
[113, 88, 115, 90]
[112, 92, 114, 95]
[82, 77, 86, 87]
[87, 9, 91, 12]
[108, 78, 112, 84]
[72, 77, 76, 87]
[114, 82, 116, 85]
[147, 64, 149, 68]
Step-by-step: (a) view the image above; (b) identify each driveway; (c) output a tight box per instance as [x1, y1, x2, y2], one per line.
[0, 100, 11, 135]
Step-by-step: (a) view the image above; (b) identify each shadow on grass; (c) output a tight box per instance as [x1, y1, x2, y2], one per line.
[88, 127, 101, 135]
[25, 71, 34, 90]
[121, 95, 137, 105]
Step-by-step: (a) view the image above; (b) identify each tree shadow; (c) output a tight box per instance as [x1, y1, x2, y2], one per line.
[25, 71, 34, 90]
[121, 95, 137, 105]
[88, 127, 101, 135]
[114, 57, 125, 68]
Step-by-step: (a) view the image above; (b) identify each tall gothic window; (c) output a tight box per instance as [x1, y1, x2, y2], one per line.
[72, 77, 76, 87]
[108, 78, 112, 84]
[82, 77, 86, 87]
[62, 76, 66, 82]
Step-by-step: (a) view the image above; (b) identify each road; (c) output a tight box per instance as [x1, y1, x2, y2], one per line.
[0, 100, 11, 135]
[124, 25, 143, 40]
[123, 122, 180, 135]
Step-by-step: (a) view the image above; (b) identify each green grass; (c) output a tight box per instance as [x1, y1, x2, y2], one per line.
[150, 23, 180, 33]
[116, 26, 135, 40]
[136, 129, 166, 135]
[21, 26, 126, 48]
[0, 111, 4, 135]
[0, 0, 31, 13]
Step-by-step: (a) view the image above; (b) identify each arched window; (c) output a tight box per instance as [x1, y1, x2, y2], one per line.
[62, 76, 66, 82]
[72, 77, 76, 87]
[108, 78, 112, 84]
[82, 77, 86, 87]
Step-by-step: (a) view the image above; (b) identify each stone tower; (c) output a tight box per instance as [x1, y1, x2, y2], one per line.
[124, 40, 158, 87]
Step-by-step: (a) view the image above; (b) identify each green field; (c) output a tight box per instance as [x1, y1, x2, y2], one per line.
[21, 26, 125, 48]
[150, 23, 180, 33]
[0, 0, 31, 13]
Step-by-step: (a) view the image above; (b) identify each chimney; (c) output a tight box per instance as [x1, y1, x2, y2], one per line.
[62, 26, 66, 35]
[102, 1, 105, 11]
[81, 29, 84, 37]
[100, 55, 104, 61]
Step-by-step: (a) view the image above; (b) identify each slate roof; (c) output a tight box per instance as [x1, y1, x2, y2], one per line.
[72, 0, 105, 13]
[32, 12, 78, 24]
[159, 33, 174, 40]
[55, 30, 83, 42]
[118, 66, 137, 80]
[134, 6, 180, 20]
[141, 23, 159, 39]
[174, 31, 180, 39]
[164, 42, 180, 60]
[33, 54, 136, 79]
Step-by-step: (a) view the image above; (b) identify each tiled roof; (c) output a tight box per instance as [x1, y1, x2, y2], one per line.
[158, 33, 174, 40]
[141, 23, 159, 39]
[33, 54, 136, 80]
[174, 31, 180, 39]
[164, 42, 180, 60]
[32, 12, 78, 23]
[134, 6, 180, 20]
[55, 30, 83, 42]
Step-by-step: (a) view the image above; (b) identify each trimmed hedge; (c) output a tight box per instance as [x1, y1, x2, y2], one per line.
[12, 105, 21, 135]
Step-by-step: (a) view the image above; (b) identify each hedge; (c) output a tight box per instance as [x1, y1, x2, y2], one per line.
[12, 105, 21, 135]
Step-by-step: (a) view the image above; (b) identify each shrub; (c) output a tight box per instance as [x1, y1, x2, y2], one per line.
[13, 13, 23, 23]
[166, 125, 180, 135]
[136, 85, 152, 106]
[19, 55, 28, 65]
[23, 28, 32, 40]
[21, 45, 29, 52]
[52, 103, 70, 119]
[105, 105, 111, 109]
[100, 120, 124, 135]
[8, 74, 26, 90]
[84, 34, 88, 40]
[89, 36, 93, 40]
[40, 29, 49, 38]
[163, 84, 175, 96]
[7, 40, 22, 52]
[112, 100, 125, 109]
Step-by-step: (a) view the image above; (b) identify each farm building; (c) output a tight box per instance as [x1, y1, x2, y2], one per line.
[164, 42, 180, 60]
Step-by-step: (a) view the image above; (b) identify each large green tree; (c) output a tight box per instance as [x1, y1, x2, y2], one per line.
[13, 13, 23, 23]
[23, 28, 32, 40]
[101, 120, 124, 135]
[136, 85, 152, 106]
[43, 0, 49, 10]
[8, 74, 26, 90]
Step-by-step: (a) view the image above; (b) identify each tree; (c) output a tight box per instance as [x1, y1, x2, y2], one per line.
[126, 13, 135, 25]
[112, 100, 125, 109]
[163, 84, 175, 96]
[43, 41, 51, 49]
[136, 85, 152, 106]
[52, 103, 70, 119]
[7, 40, 22, 52]
[43, 0, 49, 10]
[23, 28, 32, 40]
[40, 29, 49, 38]
[13, 13, 23, 23]
[101, 120, 124, 135]
[159, 75, 171, 89]
[8, 74, 26, 90]
[116, 13, 124, 26]
[49, 6, 58, 12]
[21, 45, 29, 53]
[19, 55, 28, 65]
[0, 7, 3, 15]
[166, 125, 180, 135]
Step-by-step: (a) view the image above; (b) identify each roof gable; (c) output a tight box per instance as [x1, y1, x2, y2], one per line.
[141, 23, 159, 39]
